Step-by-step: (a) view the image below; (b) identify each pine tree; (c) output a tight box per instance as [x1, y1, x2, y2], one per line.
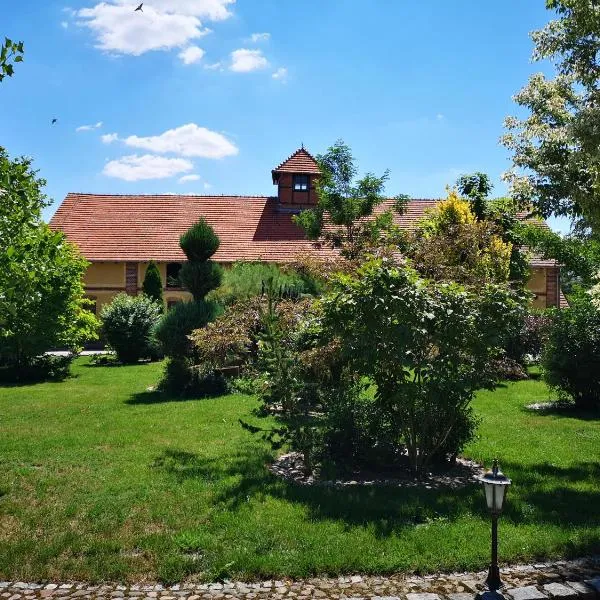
[142, 260, 164, 309]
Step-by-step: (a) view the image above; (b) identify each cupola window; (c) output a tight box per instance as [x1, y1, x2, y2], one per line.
[293, 174, 309, 191]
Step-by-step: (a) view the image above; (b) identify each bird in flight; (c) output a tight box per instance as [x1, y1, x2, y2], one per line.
[51, 118, 57, 125]
[135, 2, 143, 11]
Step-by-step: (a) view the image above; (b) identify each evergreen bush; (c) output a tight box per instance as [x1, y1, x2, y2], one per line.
[142, 261, 164, 308]
[179, 218, 220, 263]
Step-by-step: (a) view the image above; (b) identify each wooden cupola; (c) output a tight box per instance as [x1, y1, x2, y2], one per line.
[271, 147, 321, 209]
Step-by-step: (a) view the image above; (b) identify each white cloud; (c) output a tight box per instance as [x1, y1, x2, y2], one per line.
[272, 67, 287, 81]
[250, 32, 270, 43]
[178, 174, 201, 183]
[103, 154, 193, 181]
[437, 113, 445, 121]
[204, 61, 223, 71]
[179, 45, 205, 64]
[118, 123, 238, 158]
[75, 0, 234, 57]
[101, 132, 119, 144]
[61, 21, 69, 29]
[203, 182, 212, 190]
[230, 48, 269, 73]
[76, 121, 103, 132]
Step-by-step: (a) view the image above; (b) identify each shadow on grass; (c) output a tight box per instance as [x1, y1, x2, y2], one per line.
[126, 390, 194, 405]
[150, 447, 600, 546]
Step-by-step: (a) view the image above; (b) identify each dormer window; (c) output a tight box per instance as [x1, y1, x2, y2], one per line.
[293, 174, 309, 191]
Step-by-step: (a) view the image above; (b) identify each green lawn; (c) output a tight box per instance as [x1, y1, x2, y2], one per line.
[0, 358, 599, 583]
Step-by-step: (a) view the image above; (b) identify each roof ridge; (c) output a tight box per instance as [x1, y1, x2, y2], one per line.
[66, 193, 273, 199]
[273, 147, 319, 172]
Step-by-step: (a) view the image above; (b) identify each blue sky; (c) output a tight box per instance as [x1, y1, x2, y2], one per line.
[1, 1, 564, 230]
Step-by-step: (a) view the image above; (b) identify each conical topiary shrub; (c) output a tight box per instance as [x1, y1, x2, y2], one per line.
[154, 218, 224, 395]
[142, 260, 164, 309]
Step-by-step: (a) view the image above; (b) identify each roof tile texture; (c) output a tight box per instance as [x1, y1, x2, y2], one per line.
[49, 194, 553, 265]
[272, 148, 321, 175]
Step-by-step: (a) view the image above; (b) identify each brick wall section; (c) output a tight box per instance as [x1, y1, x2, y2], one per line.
[545, 266, 559, 308]
[125, 262, 138, 295]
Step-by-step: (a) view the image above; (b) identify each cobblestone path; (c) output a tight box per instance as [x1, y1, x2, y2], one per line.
[1, 557, 599, 600]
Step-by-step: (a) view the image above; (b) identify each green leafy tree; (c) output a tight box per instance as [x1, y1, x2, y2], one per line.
[502, 0, 600, 231]
[319, 260, 525, 473]
[0, 38, 23, 83]
[294, 140, 406, 258]
[142, 260, 164, 308]
[456, 172, 493, 221]
[0, 148, 98, 372]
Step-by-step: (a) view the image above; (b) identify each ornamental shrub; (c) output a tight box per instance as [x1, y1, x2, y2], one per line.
[142, 260, 164, 308]
[101, 293, 162, 364]
[179, 261, 223, 301]
[179, 218, 220, 263]
[542, 296, 600, 408]
[319, 260, 524, 473]
[154, 300, 221, 358]
[156, 219, 223, 394]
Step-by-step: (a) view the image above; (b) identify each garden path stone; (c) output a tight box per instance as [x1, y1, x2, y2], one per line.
[448, 593, 476, 600]
[542, 584, 578, 599]
[507, 587, 548, 600]
[565, 583, 596, 600]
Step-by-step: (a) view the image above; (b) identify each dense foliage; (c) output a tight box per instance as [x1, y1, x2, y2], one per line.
[293, 140, 407, 258]
[201, 259, 524, 475]
[208, 262, 321, 305]
[407, 191, 515, 285]
[142, 261, 164, 308]
[318, 261, 524, 473]
[100, 293, 162, 364]
[0, 148, 97, 378]
[502, 0, 600, 232]
[542, 295, 600, 408]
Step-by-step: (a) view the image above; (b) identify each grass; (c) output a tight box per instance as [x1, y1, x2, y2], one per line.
[0, 359, 599, 583]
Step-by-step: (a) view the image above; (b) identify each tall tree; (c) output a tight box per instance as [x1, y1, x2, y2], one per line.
[502, 0, 600, 232]
[294, 140, 406, 258]
[0, 38, 23, 83]
[456, 172, 493, 221]
[0, 148, 97, 371]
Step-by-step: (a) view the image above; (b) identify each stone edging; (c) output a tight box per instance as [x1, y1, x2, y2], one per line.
[1, 557, 599, 600]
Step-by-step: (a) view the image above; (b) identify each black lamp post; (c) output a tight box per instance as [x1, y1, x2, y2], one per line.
[480, 459, 511, 592]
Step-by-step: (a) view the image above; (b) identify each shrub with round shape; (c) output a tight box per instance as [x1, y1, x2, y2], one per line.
[101, 293, 162, 364]
[542, 296, 600, 408]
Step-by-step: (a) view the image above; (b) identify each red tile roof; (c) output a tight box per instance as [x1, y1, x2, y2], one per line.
[272, 148, 321, 178]
[50, 193, 339, 263]
[49, 194, 556, 266]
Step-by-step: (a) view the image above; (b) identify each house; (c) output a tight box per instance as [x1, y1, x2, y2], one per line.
[49, 147, 562, 315]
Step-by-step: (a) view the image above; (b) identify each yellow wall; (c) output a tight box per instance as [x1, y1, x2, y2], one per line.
[526, 268, 548, 309]
[84, 262, 125, 287]
[84, 261, 192, 316]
